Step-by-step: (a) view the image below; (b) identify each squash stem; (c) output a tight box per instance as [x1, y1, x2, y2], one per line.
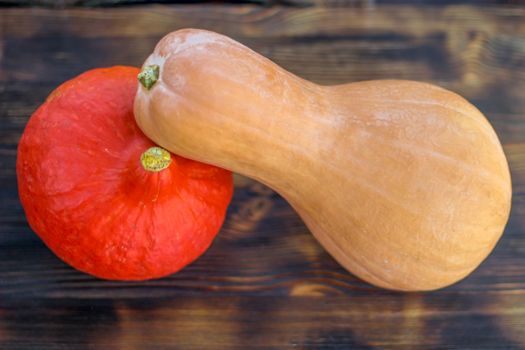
[138, 65, 160, 90]
[140, 146, 171, 172]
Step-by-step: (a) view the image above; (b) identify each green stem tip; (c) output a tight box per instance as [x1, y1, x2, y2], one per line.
[140, 146, 171, 172]
[138, 65, 160, 90]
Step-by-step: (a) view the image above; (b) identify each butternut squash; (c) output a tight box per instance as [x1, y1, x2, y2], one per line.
[134, 29, 512, 291]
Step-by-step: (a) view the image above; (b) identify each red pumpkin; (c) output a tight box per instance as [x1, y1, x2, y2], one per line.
[16, 66, 233, 280]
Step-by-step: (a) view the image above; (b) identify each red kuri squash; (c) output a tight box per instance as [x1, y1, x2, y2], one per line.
[17, 66, 233, 280]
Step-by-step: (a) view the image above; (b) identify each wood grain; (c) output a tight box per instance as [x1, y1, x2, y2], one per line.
[1, 3, 525, 349]
[1, 294, 524, 349]
[1, 0, 524, 8]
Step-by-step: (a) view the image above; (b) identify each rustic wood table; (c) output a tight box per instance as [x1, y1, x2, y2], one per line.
[1, 1, 525, 349]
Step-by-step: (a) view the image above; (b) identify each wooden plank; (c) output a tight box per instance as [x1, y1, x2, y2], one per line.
[1, 0, 524, 7]
[288, 0, 525, 6]
[0, 0, 269, 6]
[4, 5, 525, 40]
[1, 295, 525, 349]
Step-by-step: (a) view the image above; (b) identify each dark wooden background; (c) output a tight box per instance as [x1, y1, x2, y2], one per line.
[1, 1, 525, 349]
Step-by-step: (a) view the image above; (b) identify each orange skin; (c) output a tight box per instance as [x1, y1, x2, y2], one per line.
[17, 66, 233, 280]
[135, 29, 511, 291]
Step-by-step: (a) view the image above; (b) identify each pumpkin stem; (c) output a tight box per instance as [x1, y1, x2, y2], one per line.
[140, 146, 171, 172]
[138, 65, 160, 90]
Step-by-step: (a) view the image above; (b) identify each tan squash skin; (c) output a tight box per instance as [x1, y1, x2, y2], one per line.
[134, 29, 512, 291]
